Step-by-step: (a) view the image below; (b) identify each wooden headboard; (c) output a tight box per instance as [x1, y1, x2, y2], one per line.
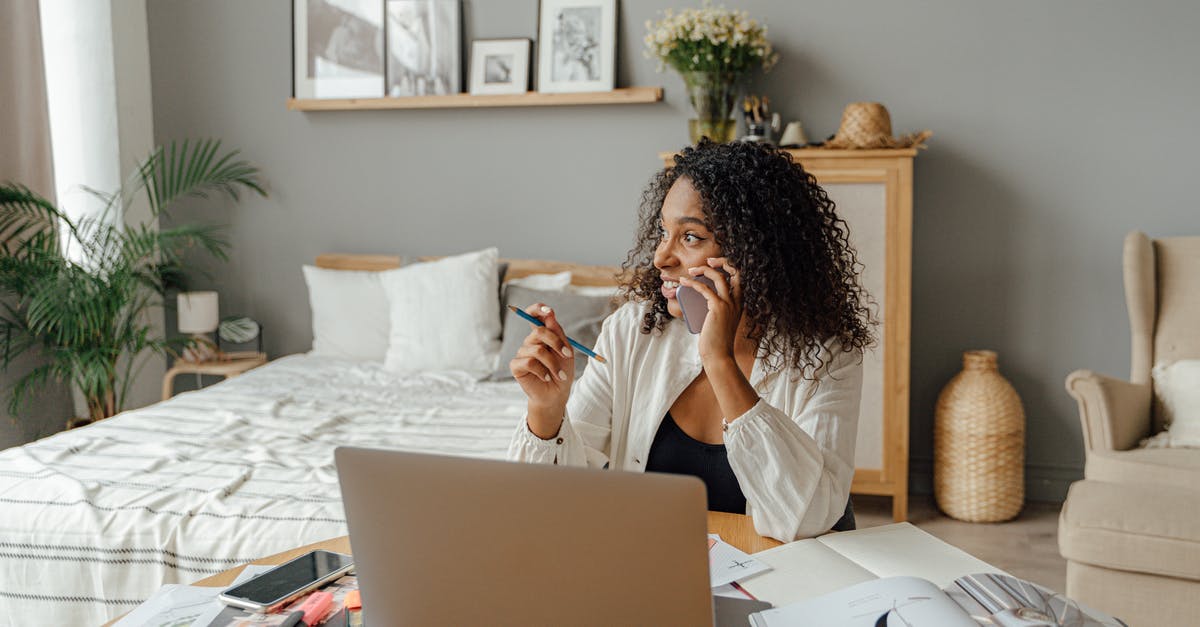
[314, 253, 624, 287]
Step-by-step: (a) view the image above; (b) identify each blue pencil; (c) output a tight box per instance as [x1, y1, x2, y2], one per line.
[507, 305, 607, 363]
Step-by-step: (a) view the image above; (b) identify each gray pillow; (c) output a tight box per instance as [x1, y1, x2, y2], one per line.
[492, 285, 617, 380]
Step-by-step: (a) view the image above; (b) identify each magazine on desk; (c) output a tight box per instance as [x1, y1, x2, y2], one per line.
[734, 524, 1123, 627]
[747, 573, 1126, 626]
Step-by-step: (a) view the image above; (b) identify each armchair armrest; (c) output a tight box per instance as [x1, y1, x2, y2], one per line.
[1065, 370, 1152, 452]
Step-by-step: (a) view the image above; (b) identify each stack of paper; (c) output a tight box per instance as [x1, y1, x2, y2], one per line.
[707, 533, 772, 603]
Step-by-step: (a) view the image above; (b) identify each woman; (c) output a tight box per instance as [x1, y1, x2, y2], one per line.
[507, 140, 875, 541]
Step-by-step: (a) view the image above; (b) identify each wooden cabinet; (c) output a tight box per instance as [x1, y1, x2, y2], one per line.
[659, 148, 916, 521]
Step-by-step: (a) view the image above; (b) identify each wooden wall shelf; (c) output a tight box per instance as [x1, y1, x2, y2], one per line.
[288, 86, 662, 111]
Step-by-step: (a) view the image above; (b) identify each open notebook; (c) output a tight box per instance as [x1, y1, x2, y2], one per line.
[737, 522, 1002, 606]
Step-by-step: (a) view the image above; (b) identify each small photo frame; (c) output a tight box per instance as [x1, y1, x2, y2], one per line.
[469, 39, 531, 95]
[293, 0, 385, 99]
[536, 0, 616, 94]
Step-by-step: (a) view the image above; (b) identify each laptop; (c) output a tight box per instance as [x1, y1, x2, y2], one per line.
[335, 447, 714, 626]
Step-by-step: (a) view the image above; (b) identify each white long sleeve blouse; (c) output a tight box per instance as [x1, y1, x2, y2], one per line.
[507, 301, 863, 541]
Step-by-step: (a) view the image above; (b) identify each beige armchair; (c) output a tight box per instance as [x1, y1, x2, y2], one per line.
[1059, 231, 1200, 626]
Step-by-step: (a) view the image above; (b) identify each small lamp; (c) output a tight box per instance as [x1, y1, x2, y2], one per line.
[178, 291, 220, 363]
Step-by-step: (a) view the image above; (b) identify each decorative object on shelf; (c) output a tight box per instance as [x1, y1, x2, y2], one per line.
[178, 291, 221, 363]
[385, 0, 461, 96]
[219, 316, 264, 354]
[644, 5, 778, 143]
[0, 139, 264, 423]
[934, 350, 1026, 523]
[536, 0, 616, 94]
[741, 94, 781, 143]
[292, 0, 385, 99]
[778, 121, 809, 147]
[824, 102, 932, 149]
[469, 38, 531, 95]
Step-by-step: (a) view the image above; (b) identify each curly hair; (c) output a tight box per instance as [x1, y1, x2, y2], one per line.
[621, 139, 876, 378]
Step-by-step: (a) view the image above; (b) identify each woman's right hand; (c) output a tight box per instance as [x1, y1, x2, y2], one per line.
[509, 303, 575, 439]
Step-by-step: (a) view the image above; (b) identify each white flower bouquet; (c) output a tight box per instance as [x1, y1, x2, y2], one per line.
[643, 4, 778, 76]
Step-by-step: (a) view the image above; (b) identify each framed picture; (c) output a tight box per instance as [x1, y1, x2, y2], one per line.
[292, 0, 385, 99]
[469, 39, 531, 95]
[535, 0, 616, 94]
[385, 0, 461, 96]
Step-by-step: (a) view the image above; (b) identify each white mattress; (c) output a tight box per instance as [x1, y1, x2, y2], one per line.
[0, 354, 528, 626]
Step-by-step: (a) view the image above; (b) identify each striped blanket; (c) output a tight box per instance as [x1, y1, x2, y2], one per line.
[0, 354, 525, 626]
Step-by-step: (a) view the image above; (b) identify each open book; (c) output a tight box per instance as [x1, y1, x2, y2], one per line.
[734, 524, 1122, 627]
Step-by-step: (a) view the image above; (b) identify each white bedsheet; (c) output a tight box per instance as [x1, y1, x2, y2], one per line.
[0, 354, 528, 626]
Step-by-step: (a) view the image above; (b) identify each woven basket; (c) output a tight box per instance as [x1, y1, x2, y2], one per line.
[933, 350, 1025, 522]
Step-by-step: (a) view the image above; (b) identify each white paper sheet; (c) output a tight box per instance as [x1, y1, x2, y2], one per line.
[709, 534, 771, 588]
[114, 565, 274, 627]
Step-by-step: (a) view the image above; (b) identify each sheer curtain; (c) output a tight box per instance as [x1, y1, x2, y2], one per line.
[0, 0, 73, 446]
[0, 0, 55, 197]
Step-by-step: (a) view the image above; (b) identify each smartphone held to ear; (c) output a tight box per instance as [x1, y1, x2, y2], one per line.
[677, 268, 730, 334]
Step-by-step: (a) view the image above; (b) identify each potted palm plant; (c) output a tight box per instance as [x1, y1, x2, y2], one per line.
[0, 139, 264, 425]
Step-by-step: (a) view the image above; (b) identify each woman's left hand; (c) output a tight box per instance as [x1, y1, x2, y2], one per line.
[679, 257, 743, 364]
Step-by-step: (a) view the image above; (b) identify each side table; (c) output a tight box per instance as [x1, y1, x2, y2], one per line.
[161, 351, 268, 400]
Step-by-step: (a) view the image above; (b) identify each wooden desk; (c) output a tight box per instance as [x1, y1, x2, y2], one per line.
[100, 512, 780, 625]
[193, 511, 780, 588]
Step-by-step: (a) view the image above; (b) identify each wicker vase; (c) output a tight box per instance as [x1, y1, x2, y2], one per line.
[934, 350, 1025, 522]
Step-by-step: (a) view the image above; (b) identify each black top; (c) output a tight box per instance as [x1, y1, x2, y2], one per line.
[644, 412, 747, 514]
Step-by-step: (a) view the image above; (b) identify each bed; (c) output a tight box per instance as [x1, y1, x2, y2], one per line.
[0, 254, 620, 626]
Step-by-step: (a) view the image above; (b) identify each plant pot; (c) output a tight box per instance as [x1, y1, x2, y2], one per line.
[681, 71, 740, 143]
[66, 416, 95, 430]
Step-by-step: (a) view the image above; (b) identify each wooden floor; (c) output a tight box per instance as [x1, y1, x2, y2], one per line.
[854, 494, 1067, 593]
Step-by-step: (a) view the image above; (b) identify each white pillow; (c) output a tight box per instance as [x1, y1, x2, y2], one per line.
[1153, 359, 1200, 446]
[505, 271, 572, 290]
[302, 265, 394, 360]
[381, 247, 501, 377]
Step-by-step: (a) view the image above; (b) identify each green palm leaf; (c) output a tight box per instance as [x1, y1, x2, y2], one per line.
[137, 138, 266, 218]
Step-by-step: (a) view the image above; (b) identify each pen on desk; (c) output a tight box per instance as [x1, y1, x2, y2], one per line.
[507, 305, 607, 363]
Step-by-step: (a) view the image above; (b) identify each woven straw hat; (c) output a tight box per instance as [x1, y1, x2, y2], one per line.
[824, 102, 931, 149]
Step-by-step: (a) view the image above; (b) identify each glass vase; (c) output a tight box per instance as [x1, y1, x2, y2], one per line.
[681, 71, 740, 144]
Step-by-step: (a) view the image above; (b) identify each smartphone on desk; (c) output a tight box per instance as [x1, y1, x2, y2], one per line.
[218, 549, 354, 613]
[677, 268, 730, 334]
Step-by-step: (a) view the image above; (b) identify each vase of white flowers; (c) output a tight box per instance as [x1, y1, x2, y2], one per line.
[644, 5, 778, 143]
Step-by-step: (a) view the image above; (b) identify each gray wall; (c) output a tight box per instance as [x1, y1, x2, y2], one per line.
[146, 0, 1200, 501]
